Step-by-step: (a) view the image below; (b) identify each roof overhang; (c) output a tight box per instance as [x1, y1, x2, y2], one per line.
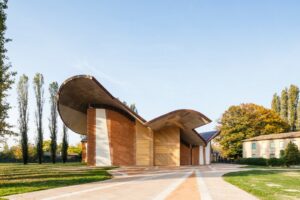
[146, 110, 212, 145]
[57, 75, 146, 135]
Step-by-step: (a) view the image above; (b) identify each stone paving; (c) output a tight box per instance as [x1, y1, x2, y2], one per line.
[6, 164, 258, 200]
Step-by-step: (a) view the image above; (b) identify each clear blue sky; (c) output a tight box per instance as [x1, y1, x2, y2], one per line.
[4, 0, 300, 146]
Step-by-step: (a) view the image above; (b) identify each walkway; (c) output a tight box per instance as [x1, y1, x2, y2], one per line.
[6, 164, 258, 200]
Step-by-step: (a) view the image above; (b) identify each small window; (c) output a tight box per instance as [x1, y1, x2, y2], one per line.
[279, 141, 284, 150]
[270, 141, 275, 152]
[252, 142, 257, 150]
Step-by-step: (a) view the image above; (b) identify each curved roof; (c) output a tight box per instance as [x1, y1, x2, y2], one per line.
[58, 75, 212, 142]
[58, 75, 146, 135]
[147, 110, 211, 145]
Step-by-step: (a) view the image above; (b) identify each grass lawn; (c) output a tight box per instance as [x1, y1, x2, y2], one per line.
[0, 163, 112, 198]
[223, 170, 300, 200]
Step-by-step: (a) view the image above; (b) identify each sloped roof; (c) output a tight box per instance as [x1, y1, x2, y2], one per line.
[198, 131, 220, 143]
[244, 131, 300, 142]
[57, 75, 212, 144]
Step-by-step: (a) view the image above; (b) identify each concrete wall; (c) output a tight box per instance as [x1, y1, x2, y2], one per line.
[154, 126, 180, 166]
[243, 138, 300, 159]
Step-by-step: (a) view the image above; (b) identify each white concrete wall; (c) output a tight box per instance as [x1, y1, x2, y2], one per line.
[199, 145, 204, 165]
[95, 109, 112, 166]
[205, 142, 211, 165]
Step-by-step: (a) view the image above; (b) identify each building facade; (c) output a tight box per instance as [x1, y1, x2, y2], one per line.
[243, 132, 300, 159]
[58, 75, 219, 167]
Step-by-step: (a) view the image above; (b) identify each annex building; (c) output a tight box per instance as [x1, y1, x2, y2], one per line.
[58, 75, 219, 167]
[243, 132, 300, 159]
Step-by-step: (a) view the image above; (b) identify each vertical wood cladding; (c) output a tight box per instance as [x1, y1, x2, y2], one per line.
[87, 108, 96, 166]
[192, 146, 199, 165]
[180, 142, 191, 165]
[106, 109, 136, 166]
[154, 127, 180, 166]
[136, 121, 154, 166]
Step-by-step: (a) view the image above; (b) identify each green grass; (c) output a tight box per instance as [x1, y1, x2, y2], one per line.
[0, 163, 112, 198]
[223, 170, 300, 200]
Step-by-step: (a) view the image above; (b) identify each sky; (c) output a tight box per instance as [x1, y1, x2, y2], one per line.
[3, 0, 300, 146]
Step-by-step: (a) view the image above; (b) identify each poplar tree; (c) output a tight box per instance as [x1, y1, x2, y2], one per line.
[271, 93, 280, 114]
[297, 101, 300, 130]
[33, 73, 44, 164]
[49, 82, 58, 164]
[288, 85, 299, 131]
[17, 75, 29, 164]
[0, 0, 16, 139]
[61, 125, 68, 163]
[280, 88, 288, 122]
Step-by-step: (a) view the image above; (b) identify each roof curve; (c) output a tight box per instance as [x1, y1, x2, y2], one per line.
[58, 75, 212, 144]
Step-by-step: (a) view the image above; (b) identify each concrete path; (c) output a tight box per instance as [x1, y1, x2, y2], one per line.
[6, 164, 258, 200]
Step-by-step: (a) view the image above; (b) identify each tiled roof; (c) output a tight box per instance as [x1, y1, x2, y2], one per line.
[243, 131, 300, 142]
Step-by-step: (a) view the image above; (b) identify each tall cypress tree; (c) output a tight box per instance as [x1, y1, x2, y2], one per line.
[17, 75, 29, 164]
[62, 125, 68, 163]
[33, 73, 44, 164]
[280, 88, 288, 122]
[271, 93, 281, 114]
[49, 82, 58, 164]
[0, 0, 16, 139]
[288, 85, 299, 131]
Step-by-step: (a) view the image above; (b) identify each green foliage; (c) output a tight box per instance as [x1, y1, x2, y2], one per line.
[283, 141, 300, 167]
[237, 158, 267, 166]
[288, 85, 299, 131]
[62, 125, 68, 163]
[33, 73, 44, 164]
[267, 158, 285, 166]
[0, 0, 16, 138]
[271, 93, 280, 114]
[49, 82, 58, 164]
[297, 100, 300, 130]
[280, 88, 288, 122]
[217, 103, 290, 158]
[17, 75, 29, 164]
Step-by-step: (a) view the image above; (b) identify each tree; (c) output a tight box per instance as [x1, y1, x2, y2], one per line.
[217, 103, 290, 159]
[17, 75, 29, 164]
[33, 73, 44, 164]
[297, 100, 300, 130]
[49, 82, 58, 164]
[271, 93, 280, 114]
[61, 125, 68, 163]
[129, 104, 138, 114]
[284, 141, 300, 167]
[0, 0, 16, 139]
[280, 88, 288, 122]
[288, 85, 299, 131]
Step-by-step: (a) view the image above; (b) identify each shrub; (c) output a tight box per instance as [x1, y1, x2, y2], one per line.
[267, 158, 285, 166]
[283, 142, 300, 167]
[237, 158, 267, 166]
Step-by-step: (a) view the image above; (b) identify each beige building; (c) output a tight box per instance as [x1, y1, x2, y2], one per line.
[243, 132, 300, 159]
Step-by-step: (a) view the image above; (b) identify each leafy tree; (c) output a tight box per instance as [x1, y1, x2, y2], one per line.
[49, 82, 58, 164]
[61, 125, 68, 163]
[129, 103, 138, 114]
[68, 143, 82, 154]
[288, 85, 299, 131]
[297, 100, 300, 130]
[271, 93, 280, 114]
[17, 75, 29, 164]
[0, 0, 16, 139]
[284, 141, 300, 167]
[42, 140, 51, 152]
[280, 88, 288, 122]
[33, 73, 44, 164]
[217, 103, 289, 159]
